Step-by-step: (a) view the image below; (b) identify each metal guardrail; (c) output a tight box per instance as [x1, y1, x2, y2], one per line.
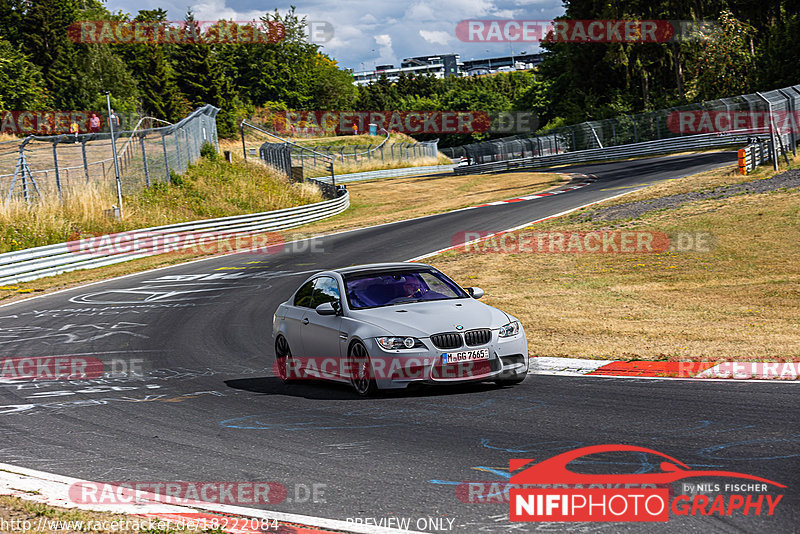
[453, 130, 767, 175]
[335, 164, 456, 183]
[738, 137, 788, 174]
[0, 192, 349, 285]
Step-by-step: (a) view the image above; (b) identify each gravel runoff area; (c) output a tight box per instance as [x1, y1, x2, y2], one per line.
[579, 168, 800, 222]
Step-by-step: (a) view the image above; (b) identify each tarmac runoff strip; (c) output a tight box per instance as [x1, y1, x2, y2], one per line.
[0, 463, 425, 534]
[530, 357, 800, 381]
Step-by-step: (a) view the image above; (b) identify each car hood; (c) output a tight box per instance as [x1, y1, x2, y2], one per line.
[347, 298, 510, 337]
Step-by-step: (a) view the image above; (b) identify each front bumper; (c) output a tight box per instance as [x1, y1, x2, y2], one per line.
[363, 331, 529, 389]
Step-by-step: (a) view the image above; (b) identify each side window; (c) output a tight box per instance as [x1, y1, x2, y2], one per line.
[294, 280, 314, 308]
[311, 277, 341, 307]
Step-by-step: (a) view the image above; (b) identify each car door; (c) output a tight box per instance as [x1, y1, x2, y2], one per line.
[283, 279, 314, 358]
[301, 276, 345, 379]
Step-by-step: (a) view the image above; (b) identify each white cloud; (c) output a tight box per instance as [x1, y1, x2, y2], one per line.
[189, 0, 263, 20]
[419, 30, 451, 46]
[104, 0, 566, 69]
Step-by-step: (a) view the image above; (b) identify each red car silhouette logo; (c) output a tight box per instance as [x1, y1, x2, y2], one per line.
[510, 444, 786, 487]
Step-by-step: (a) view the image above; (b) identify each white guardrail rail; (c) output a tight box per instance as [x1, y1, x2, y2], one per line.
[454, 129, 771, 175]
[0, 192, 349, 285]
[335, 164, 456, 183]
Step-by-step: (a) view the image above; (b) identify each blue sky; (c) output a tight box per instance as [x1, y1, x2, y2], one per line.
[104, 0, 566, 71]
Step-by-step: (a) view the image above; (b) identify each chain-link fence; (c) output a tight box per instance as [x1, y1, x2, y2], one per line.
[458, 84, 800, 165]
[240, 120, 439, 196]
[2, 105, 219, 203]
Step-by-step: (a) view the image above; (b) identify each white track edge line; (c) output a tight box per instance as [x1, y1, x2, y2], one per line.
[0, 462, 425, 534]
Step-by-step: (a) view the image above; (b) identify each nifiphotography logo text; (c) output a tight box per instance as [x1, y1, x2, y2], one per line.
[507, 445, 785, 522]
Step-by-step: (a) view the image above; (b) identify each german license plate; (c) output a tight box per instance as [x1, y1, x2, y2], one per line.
[442, 348, 490, 364]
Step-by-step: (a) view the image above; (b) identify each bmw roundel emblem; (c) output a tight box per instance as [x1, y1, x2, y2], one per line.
[455, 325, 464, 330]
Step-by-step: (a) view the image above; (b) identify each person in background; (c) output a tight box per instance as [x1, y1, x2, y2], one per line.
[109, 109, 120, 132]
[352, 122, 358, 136]
[69, 120, 80, 143]
[89, 112, 101, 134]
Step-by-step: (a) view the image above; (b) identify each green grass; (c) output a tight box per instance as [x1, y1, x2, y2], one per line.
[0, 156, 322, 253]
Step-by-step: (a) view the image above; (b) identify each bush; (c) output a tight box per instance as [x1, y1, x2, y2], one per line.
[200, 141, 218, 161]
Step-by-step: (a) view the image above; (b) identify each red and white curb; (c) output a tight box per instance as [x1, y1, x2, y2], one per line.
[466, 173, 597, 208]
[530, 357, 800, 381]
[0, 463, 424, 534]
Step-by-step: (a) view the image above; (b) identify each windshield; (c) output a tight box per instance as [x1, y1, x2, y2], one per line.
[344, 269, 468, 309]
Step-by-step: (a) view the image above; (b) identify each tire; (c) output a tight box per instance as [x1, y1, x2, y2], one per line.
[275, 335, 296, 384]
[349, 341, 378, 397]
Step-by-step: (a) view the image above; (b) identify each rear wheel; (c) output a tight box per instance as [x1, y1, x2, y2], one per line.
[349, 341, 378, 397]
[275, 335, 295, 383]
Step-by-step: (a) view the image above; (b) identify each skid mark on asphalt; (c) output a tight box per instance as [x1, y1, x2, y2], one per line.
[0, 322, 149, 345]
[0, 390, 225, 416]
[219, 396, 546, 432]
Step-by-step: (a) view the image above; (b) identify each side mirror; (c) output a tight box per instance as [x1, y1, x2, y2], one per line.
[467, 287, 484, 299]
[316, 302, 337, 315]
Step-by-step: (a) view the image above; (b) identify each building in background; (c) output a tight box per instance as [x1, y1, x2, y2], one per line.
[352, 53, 542, 85]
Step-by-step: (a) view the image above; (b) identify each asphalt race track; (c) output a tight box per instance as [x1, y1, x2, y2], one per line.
[2, 151, 798, 533]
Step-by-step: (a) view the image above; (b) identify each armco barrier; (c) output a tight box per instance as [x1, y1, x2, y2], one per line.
[454, 129, 768, 175]
[335, 164, 456, 183]
[0, 191, 349, 285]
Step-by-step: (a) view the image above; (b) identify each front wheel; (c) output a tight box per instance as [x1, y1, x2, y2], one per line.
[349, 341, 378, 397]
[275, 335, 296, 384]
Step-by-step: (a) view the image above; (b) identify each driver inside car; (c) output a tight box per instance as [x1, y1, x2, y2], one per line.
[400, 276, 427, 298]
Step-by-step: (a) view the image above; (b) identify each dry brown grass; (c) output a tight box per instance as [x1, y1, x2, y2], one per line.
[0, 169, 565, 303]
[0, 494, 223, 533]
[0, 158, 322, 253]
[429, 159, 800, 362]
[299, 170, 566, 236]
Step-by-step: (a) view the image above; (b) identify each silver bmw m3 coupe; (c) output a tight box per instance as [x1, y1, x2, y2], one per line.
[272, 262, 529, 396]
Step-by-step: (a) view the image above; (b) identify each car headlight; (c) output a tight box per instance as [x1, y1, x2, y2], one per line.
[498, 321, 520, 338]
[376, 337, 425, 350]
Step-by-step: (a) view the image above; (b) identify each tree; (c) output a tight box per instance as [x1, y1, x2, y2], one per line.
[117, 9, 186, 121]
[689, 10, 757, 100]
[172, 12, 237, 136]
[0, 38, 50, 110]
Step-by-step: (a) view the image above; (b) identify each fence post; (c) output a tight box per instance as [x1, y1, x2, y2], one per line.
[161, 133, 170, 181]
[81, 140, 90, 184]
[140, 135, 150, 187]
[240, 121, 247, 162]
[175, 130, 183, 172]
[777, 89, 797, 156]
[52, 138, 63, 201]
[756, 92, 779, 171]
